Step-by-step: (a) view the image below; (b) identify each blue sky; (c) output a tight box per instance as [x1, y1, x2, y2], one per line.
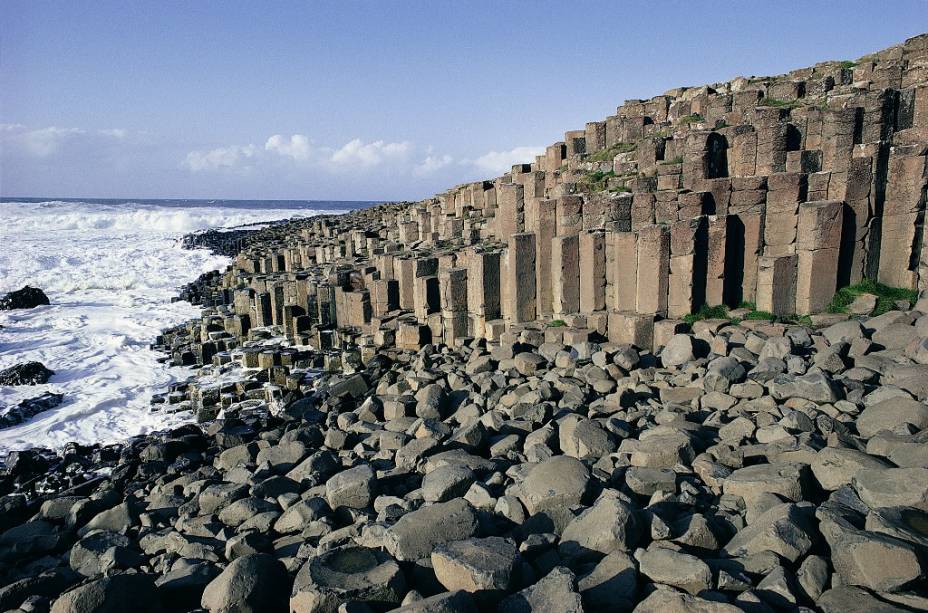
[2, 1, 926, 201]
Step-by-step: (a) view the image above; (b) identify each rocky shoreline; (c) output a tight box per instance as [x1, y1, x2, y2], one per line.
[2, 223, 928, 612]
[3, 32, 928, 613]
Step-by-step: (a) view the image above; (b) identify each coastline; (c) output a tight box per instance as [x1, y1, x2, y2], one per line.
[2, 32, 928, 612]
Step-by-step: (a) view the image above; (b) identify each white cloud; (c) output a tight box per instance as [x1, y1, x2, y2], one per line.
[469, 145, 545, 175]
[5, 126, 86, 157]
[330, 138, 412, 167]
[183, 144, 256, 172]
[99, 128, 128, 139]
[265, 134, 313, 161]
[414, 153, 453, 176]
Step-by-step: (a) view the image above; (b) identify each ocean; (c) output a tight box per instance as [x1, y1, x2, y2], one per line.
[0, 198, 371, 455]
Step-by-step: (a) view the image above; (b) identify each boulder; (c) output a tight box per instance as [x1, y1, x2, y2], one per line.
[498, 566, 583, 613]
[632, 588, 742, 612]
[384, 498, 478, 562]
[831, 529, 922, 592]
[0, 286, 50, 310]
[768, 371, 839, 403]
[155, 559, 221, 610]
[856, 397, 928, 438]
[422, 465, 476, 503]
[818, 586, 904, 613]
[854, 467, 928, 510]
[0, 392, 63, 428]
[513, 351, 547, 375]
[431, 537, 519, 593]
[201, 553, 289, 613]
[811, 448, 891, 491]
[517, 456, 590, 517]
[558, 494, 638, 561]
[661, 334, 695, 368]
[51, 573, 159, 613]
[722, 503, 815, 562]
[723, 462, 812, 507]
[325, 464, 376, 510]
[638, 547, 712, 595]
[0, 362, 54, 386]
[576, 550, 637, 610]
[290, 546, 405, 612]
[389, 590, 477, 613]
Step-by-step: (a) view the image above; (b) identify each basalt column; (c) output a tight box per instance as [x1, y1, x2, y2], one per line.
[579, 231, 606, 313]
[552, 235, 580, 317]
[635, 224, 671, 316]
[439, 268, 468, 345]
[506, 233, 537, 324]
[796, 200, 844, 314]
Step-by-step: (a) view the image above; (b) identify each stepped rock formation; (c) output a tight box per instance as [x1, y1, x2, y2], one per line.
[160, 35, 928, 375]
[4, 34, 928, 613]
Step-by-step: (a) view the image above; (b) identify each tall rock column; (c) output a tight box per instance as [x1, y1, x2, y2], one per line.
[506, 233, 537, 324]
[796, 200, 844, 314]
[635, 224, 671, 316]
[533, 199, 558, 316]
[552, 235, 580, 317]
[668, 217, 708, 318]
[579, 231, 606, 313]
[607, 231, 638, 312]
[466, 250, 501, 338]
[877, 147, 927, 289]
[439, 268, 469, 345]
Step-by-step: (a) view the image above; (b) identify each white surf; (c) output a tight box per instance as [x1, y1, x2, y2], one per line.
[0, 199, 347, 455]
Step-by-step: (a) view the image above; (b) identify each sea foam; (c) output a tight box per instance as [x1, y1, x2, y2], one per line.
[0, 199, 341, 454]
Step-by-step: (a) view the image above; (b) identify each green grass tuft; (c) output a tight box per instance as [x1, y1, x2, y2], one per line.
[826, 278, 917, 316]
[679, 113, 704, 125]
[581, 170, 619, 192]
[683, 304, 730, 325]
[548, 319, 566, 327]
[588, 142, 637, 162]
[839, 60, 857, 70]
[737, 301, 756, 310]
[743, 310, 776, 321]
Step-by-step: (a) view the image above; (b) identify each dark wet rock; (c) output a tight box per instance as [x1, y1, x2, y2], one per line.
[1, 392, 63, 428]
[0, 285, 50, 310]
[0, 362, 55, 386]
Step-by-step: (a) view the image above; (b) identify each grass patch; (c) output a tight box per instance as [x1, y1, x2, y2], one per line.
[839, 60, 857, 70]
[743, 310, 776, 321]
[548, 319, 566, 327]
[683, 302, 806, 326]
[581, 170, 617, 191]
[660, 156, 684, 165]
[588, 142, 637, 162]
[683, 304, 730, 325]
[679, 113, 704, 125]
[826, 278, 917, 316]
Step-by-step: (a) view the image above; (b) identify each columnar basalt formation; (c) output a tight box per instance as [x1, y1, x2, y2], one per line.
[152, 36, 928, 382]
[5, 34, 928, 613]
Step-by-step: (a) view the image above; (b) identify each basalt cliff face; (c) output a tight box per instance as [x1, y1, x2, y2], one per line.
[3, 34, 928, 613]
[161, 34, 928, 368]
